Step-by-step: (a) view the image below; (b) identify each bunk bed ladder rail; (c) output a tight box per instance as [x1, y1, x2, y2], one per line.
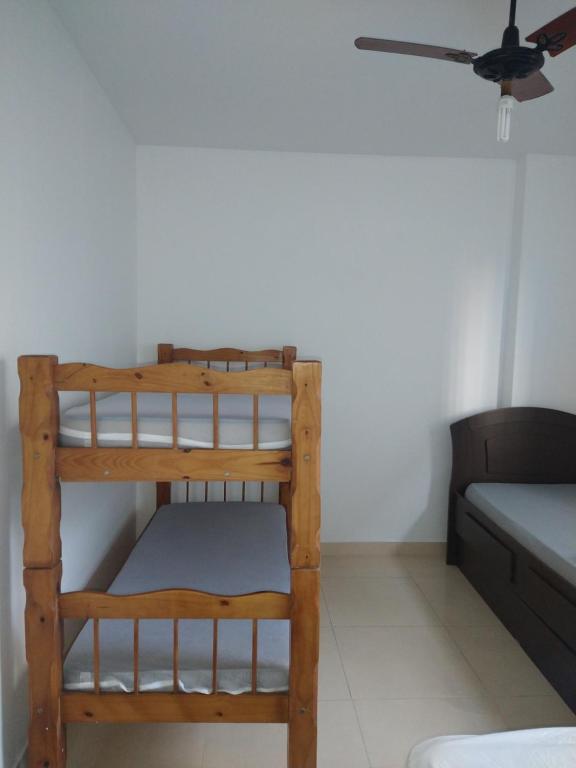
[58, 589, 291, 722]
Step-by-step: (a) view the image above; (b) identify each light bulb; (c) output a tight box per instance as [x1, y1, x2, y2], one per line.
[497, 95, 514, 142]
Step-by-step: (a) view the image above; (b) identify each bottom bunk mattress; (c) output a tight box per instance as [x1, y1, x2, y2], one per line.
[409, 728, 576, 768]
[464, 483, 576, 588]
[64, 502, 291, 694]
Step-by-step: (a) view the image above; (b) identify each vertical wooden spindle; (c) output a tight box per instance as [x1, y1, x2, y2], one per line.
[93, 619, 100, 694]
[213, 394, 219, 448]
[251, 619, 258, 693]
[204, 482, 209, 502]
[223, 481, 227, 502]
[242, 482, 246, 501]
[173, 619, 179, 692]
[131, 392, 138, 449]
[245, 361, 249, 371]
[226, 361, 230, 372]
[212, 619, 219, 693]
[89, 391, 97, 448]
[260, 482, 265, 502]
[171, 392, 178, 449]
[133, 619, 140, 694]
[253, 395, 259, 449]
[186, 482, 190, 503]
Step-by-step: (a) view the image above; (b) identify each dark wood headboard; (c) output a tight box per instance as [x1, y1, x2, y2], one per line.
[450, 407, 576, 497]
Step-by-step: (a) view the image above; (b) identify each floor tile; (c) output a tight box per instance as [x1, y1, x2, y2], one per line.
[321, 556, 409, 580]
[318, 701, 369, 768]
[323, 577, 439, 627]
[202, 723, 286, 768]
[68, 723, 205, 768]
[413, 574, 501, 627]
[335, 626, 485, 700]
[319, 589, 330, 627]
[355, 696, 505, 768]
[402, 556, 463, 579]
[448, 626, 554, 696]
[494, 695, 576, 730]
[319, 626, 351, 700]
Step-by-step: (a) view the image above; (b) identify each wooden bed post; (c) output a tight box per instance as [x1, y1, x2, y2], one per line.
[19, 356, 66, 768]
[156, 344, 174, 508]
[288, 361, 321, 768]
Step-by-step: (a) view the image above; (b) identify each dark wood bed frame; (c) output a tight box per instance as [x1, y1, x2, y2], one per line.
[448, 406, 576, 712]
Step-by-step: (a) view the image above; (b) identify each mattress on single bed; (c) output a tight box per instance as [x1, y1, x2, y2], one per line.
[465, 483, 576, 588]
[64, 502, 291, 694]
[409, 728, 576, 768]
[59, 392, 291, 449]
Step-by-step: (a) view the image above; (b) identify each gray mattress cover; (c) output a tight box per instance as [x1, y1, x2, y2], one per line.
[60, 392, 291, 449]
[64, 502, 290, 694]
[465, 483, 576, 587]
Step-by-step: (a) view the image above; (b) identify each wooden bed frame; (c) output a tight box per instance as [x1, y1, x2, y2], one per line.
[448, 407, 576, 712]
[19, 343, 320, 768]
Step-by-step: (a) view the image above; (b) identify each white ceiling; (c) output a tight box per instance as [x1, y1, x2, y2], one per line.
[50, 0, 576, 157]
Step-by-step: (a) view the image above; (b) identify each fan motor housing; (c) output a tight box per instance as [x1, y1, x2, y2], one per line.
[473, 45, 545, 82]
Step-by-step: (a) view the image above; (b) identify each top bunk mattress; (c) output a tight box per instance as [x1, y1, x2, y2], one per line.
[60, 392, 291, 449]
[465, 483, 576, 588]
[64, 502, 291, 694]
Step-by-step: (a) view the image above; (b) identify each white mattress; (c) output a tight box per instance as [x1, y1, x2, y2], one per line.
[465, 484, 576, 588]
[64, 502, 290, 694]
[60, 392, 291, 449]
[409, 728, 576, 768]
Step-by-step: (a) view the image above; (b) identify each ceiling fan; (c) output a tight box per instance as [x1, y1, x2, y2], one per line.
[355, 0, 576, 141]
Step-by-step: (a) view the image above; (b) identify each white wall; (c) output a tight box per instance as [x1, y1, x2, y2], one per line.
[0, 2, 137, 766]
[137, 147, 516, 543]
[509, 155, 576, 412]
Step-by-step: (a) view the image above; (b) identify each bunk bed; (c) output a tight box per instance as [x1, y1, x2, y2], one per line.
[19, 343, 320, 768]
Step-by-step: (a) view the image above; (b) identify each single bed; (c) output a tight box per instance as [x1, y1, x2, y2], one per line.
[64, 502, 291, 694]
[409, 728, 576, 768]
[448, 407, 576, 713]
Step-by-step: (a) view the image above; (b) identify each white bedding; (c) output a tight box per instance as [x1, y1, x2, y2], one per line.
[64, 502, 291, 694]
[60, 392, 291, 449]
[409, 728, 576, 768]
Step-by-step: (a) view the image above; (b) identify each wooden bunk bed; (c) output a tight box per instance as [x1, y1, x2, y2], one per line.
[19, 343, 320, 768]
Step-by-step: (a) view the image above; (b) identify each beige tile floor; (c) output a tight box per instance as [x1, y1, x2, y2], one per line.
[68, 554, 576, 768]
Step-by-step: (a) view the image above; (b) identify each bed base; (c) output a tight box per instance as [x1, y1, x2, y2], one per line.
[448, 407, 576, 713]
[19, 345, 320, 768]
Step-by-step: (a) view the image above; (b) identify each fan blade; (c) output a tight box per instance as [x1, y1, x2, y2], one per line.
[510, 71, 554, 102]
[354, 38, 476, 64]
[526, 6, 576, 57]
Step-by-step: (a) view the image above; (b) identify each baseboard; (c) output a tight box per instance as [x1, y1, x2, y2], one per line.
[321, 541, 446, 557]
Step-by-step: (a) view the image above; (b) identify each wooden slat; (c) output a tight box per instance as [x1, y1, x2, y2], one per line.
[130, 392, 138, 449]
[171, 393, 178, 449]
[212, 619, 218, 693]
[89, 391, 97, 448]
[173, 619, 179, 692]
[93, 618, 100, 693]
[62, 693, 289, 724]
[24, 564, 66, 768]
[156, 346, 173, 507]
[288, 568, 320, 768]
[18, 356, 62, 567]
[133, 619, 140, 693]
[290, 362, 322, 569]
[59, 589, 292, 620]
[251, 619, 258, 693]
[56, 447, 291, 483]
[213, 394, 219, 448]
[172, 347, 283, 363]
[253, 394, 259, 449]
[55, 362, 292, 395]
